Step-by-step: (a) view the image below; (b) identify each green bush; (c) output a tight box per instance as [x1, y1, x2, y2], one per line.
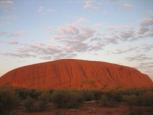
[51, 90, 83, 108]
[98, 91, 123, 107]
[123, 95, 138, 106]
[93, 90, 102, 100]
[120, 89, 146, 96]
[23, 96, 35, 112]
[39, 90, 53, 102]
[80, 90, 96, 101]
[105, 91, 123, 102]
[23, 94, 49, 112]
[124, 91, 153, 106]
[18, 89, 53, 100]
[36, 91, 52, 111]
[16, 89, 41, 100]
[99, 94, 117, 106]
[0, 88, 19, 114]
[140, 91, 153, 106]
[0, 88, 152, 113]
[80, 90, 102, 101]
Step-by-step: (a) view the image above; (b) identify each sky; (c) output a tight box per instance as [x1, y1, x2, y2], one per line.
[0, 0, 153, 79]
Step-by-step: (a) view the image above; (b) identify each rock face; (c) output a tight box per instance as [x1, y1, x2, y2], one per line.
[0, 59, 153, 90]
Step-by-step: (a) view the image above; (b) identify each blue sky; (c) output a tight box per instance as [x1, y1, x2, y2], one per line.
[0, 0, 153, 79]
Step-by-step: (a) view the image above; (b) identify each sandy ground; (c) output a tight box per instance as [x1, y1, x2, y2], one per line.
[13, 101, 129, 115]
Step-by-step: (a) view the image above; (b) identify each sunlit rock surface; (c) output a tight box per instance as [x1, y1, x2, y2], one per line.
[0, 59, 152, 90]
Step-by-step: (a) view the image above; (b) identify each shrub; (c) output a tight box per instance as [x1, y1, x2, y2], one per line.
[121, 89, 146, 96]
[36, 91, 52, 111]
[0, 88, 19, 114]
[16, 89, 41, 100]
[23, 96, 35, 112]
[39, 90, 53, 102]
[98, 91, 123, 107]
[123, 95, 138, 106]
[80, 90, 96, 101]
[36, 100, 48, 111]
[99, 94, 117, 106]
[23, 94, 49, 112]
[104, 91, 123, 103]
[28, 89, 41, 99]
[92, 90, 102, 100]
[51, 90, 83, 108]
[99, 95, 109, 106]
[16, 89, 29, 100]
[140, 91, 153, 106]
[80, 90, 102, 101]
[123, 91, 153, 106]
[18, 89, 53, 112]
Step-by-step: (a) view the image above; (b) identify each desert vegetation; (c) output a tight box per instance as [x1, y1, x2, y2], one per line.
[0, 88, 19, 114]
[0, 87, 153, 115]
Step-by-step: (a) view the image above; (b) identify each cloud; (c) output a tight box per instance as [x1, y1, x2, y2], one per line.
[2, 17, 153, 61]
[84, 0, 95, 9]
[83, 0, 134, 12]
[84, 0, 101, 10]
[134, 17, 153, 39]
[0, 32, 8, 36]
[122, 3, 134, 11]
[41, 52, 76, 60]
[0, 31, 25, 38]
[58, 25, 79, 36]
[7, 40, 19, 45]
[112, 44, 153, 55]
[119, 29, 135, 41]
[0, 14, 16, 25]
[138, 62, 153, 69]
[1, 18, 99, 60]
[0, 0, 16, 24]
[2, 42, 78, 60]
[141, 44, 153, 51]
[136, 17, 153, 38]
[140, 17, 153, 27]
[8, 31, 25, 38]
[100, 25, 136, 43]
[112, 47, 138, 54]
[20, 43, 62, 56]
[138, 17, 153, 37]
[126, 54, 153, 62]
[138, 27, 150, 35]
[53, 19, 97, 53]
[3, 52, 36, 58]
[0, 0, 14, 12]
[136, 61, 153, 78]
[2, 43, 63, 59]
[86, 37, 105, 50]
[37, 6, 55, 15]
[106, 17, 153, 42]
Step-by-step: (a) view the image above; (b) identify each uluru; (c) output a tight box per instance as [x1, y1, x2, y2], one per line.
[0, 59, 152, 90]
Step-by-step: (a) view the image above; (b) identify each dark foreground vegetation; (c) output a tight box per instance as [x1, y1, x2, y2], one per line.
[0, 87, 153, 115]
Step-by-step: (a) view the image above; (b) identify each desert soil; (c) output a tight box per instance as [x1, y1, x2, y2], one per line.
[13, 101, 130, 115]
